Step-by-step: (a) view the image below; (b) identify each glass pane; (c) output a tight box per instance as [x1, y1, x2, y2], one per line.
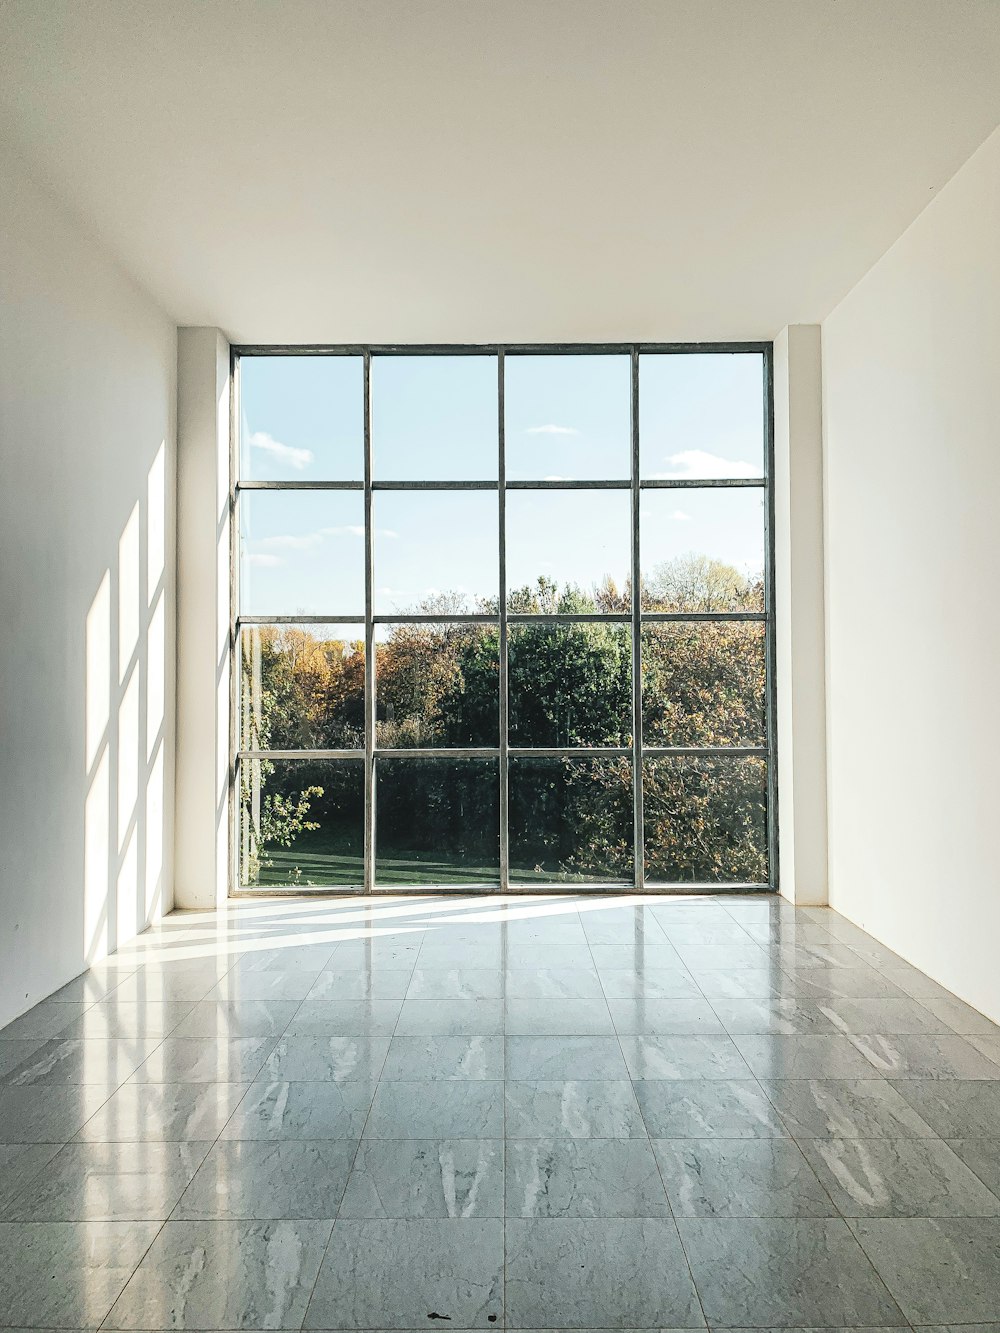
[509, 624, 631, 747]
[639, 352, 764, 479]
[375, 622, 499, 747]
[640, 487, 765, 611]
[374, 491, 498, 614]
[239, 758, 363, 888]
[641, 623, 765, 746]
[509, 756, 633, 884]
[375, 759, 499, 886]
[372, 355, 497, 480]
[643, 756, 768, 883]
[506, 490, 631, 612]
[240, 624, 365, 750]
[505, 354, 631, 480]
[240, 355, 363, 481]
[240, 490, 365, 616]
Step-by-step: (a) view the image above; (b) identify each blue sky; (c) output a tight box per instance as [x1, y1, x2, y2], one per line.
[239, 352, 765, 617]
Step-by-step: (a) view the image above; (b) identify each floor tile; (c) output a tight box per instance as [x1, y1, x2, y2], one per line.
[851, 1033, 1000, 1079]
[678, 1216, 905, 1327]
[174, 1138, 356, 1218]
[505, 997, 615, 1035]
[285, 999, 403, 1036]
[55, 999, 197, 1040]
[781, 967, 908, 1000]
[505, 1217, 703, 1328]
[395, 998, 503, 1035]
[653, 1137, 835, 1217]
[0, 1143, 62, 1210]
[596, 967, 701, 999]
[364, 1080, 503, 1138]
[0, 1084, 112, 1143]
[381, 1034, 503, 1080]
[918, 993, 1000, 1034]
[968, 1032, 1000, 1065]
[209, 970, 321, 1003]
[947, 1138, 1000, 1196]
[778, 942, 872, 968]
[304, 1217, 503, 1328]
[506, 1035, 629, 1081]
[873, 967, 955, 1001]
[608, 997, 723, 1035]
[221, 1079, 376, 1138]
[814, 996, 959, 1035]
[74, 1079, 249, 1141]
[889, 1078, 1000, 1136]
[262, 1034, 389, 1081]
[850, 1216, 1000, 1324]
[506, 1139, 669, 1217]
[416, 943, 502, 969]
[0, 1040, 45, 1080]
[406, 968, 504, 999]
[170, 998, 299, 1038]
[635, 1078, 788, 1138]
[588, 944, 685, 971]
[733, 1033, 883, 1079]
[505, 1080, 645, 1138]
[0, 1219, 161, 1327]
[47, 969, 134, 1005]
[503, 968, 606, 999]
[339, 1139, 503, 1217]
[686, 968, 783, 999]
[0, 1001, 90, 1042]
[129, 1035, 275, 1083]
[307, 967, 414, 1000]
[619, 1034, 751, 1079]
[659, 921, 755, 946]
[104, 1217, 333, 1328]
[672, 944, 770, 970]
[2, 1038, 162, 1090]
[760, 1078, 938, 1138]
[505, 944, 595, 970]
[800, 1137, 1000, 1217]
[710, 997, 842, 1035]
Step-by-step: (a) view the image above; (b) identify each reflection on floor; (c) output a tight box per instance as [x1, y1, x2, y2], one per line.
[2, 891, 1000, 1328]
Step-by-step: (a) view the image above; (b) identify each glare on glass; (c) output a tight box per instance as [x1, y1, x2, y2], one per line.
[639, 352, 764, 480]
[506, 489, 631, 612]
[643, 756, 767, 883]
[374, 491, 499, 614]
[508, 624, 631, 747]
[641, 623, 766, 746]
[640, 487, 765, 611]
[240, 355, 364, 481]
[372, 355, 498, 480]
[508, 756, 633, 884]
[240, 490, 365, 616]
[240, 624, 365, 751]
[239, 758, 364, 888]
[375, 622, 499, 747]
[375, 758, 500, 887]
[505, 354, 631, 480]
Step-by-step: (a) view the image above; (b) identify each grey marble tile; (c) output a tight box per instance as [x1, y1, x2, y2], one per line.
[0, 1001, 91, 1041]
[733, 1034, 883, 1080]
[55, 999, 197, 1040]
[416, 943, 502, 969]
[333, 939, 423, 968]
[503, 969, 606, 999]
[0, 1040, 46, 1080]
[506, 1139, 669, 1217]
[505, 944, 596, 970]
[814, 996, 960, 1035]
[507, 1035, 629, 1081]
[129, 1035, 275, 1083]
[170, 999, 299, 1038]
[777, 942, 873, 968]
[304, 1217, 503, 1328]
[381, 1034, 503, 1081]
[507, 920, 589, 945]
[221, 1079, 376, 1139]
[306, 967, 414, 1000]
[0, 1143, 62, 1210]
[673, 944, 770, 971]
[889, 1078, 1000, 1137]
[800, 1137, 1000, 1217]
[395, 998, 503, 1036]
[2, 1038, 163, 1089]
[111, 967, 229, 1004]
[262, 1034, 389, 1082]
[761, 1078, 938, 1139]
[619, 1034, 751, 1080]
[175, 1138, 355, 1219]
[0, 1084, 113, 1143]
[104, 1218, 333, 1328]
[339, 1139, 503, 1218]
[634, 1078, 788, 1139]
[364, 1080, 503, 1138]
[235, 944, 336, 972]
[208, 970, 320, 1003]
[687, 968, 784, 999]
[588, 944, 685, 971]
[608, 997, 723, 1035]
[74, 1079, 250, 1142]
[710, 997, 842, 1035]
[781, 967, 908, 1000]
[850, 1216, 1000, 1324]
[47, 969, 134, 1005]
[505, 997, 615, 1035]
[505, 1217, 703, 1328]
[2, 1140, 209, 1221]
[948, 1138, 1000, 1197]
[659, 922, 755, 946]
[596, 967, 701, 1000]
[579, 918, 668, 947]
[285, 999, 403, 1036]
[653, 1137, 834, 1217]
[918, 993, 1000, 1034]
[405, 968, 504, 999]
[678, 1216, 905, 1327]
[505, 1080, 645, 1139]
[851, 1033, 1000, 1079]
[0, 1219, 160, 1327]
[968, 1032, 1000, 1066]
[874, 967, 954, 1001]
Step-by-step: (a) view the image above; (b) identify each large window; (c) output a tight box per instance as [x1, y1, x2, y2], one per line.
[233, 345, 774, 892]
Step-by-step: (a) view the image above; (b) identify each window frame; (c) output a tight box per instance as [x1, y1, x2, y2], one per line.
[231, 342, 778, 895]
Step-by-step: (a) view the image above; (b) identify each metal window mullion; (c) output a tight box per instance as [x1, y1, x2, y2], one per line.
[498, 352, 509, 891]
[763, 344, 779, 891]
[363, 351, 375, 894]
[229, 350, 241, 895]
[630, 346, 644, 889]
[638, 477, 765, 490]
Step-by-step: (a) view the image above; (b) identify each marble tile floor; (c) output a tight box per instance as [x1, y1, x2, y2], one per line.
[1, 891, 1000, 1329]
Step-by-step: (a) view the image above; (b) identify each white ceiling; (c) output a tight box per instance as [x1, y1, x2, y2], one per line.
[2, 0, 999, 343]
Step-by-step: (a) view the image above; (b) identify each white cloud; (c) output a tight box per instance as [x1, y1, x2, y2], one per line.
[653, 449, 760, 480]
[257, 532, 325, 551]
[542, 475, 567, 482]
[248, 431, 314, 471]
[247, 552, 283, 567]
[669, 510, 693, 522]
[526, 424, 579, 436]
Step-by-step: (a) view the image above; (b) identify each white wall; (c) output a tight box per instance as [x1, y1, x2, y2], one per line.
[0, 145, 177, 1028]
[823, 125, 1000, 1021]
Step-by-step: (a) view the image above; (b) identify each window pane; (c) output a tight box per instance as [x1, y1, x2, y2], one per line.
[240, 355, 363, 481]
[640, 487, 765, 611]
[643, 756, 768, 883]
[375, 622, 499, 747]
[505, 354, 631, 480]
[240, 624, 365, 751]
[375, 759, 499, 886]
[639, 352, 764, 480]
[506, 490, 631, 612]
[509, 624, 631, 747]
[239, 758, 363, 888]
[509, 756, 633, 884]
[641, 623, 765, 746]
[374, 491, 498, 614]
[240, 490, 365, 616]
[372, 355, 497, 480]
